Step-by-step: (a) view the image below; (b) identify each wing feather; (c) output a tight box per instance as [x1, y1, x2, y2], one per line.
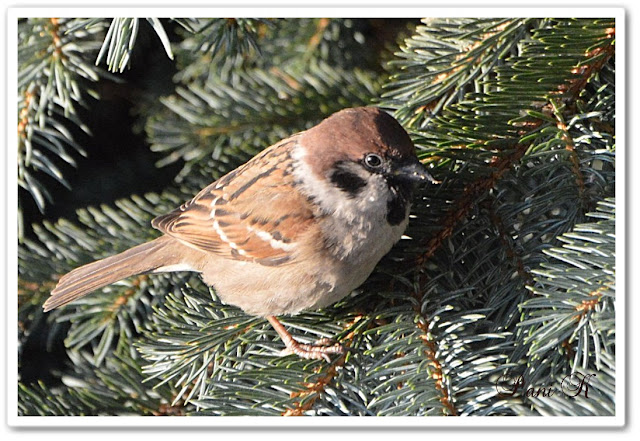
[151, 137, 313, 266]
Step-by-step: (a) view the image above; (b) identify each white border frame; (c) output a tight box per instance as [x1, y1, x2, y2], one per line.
[5, 4, 626, 429]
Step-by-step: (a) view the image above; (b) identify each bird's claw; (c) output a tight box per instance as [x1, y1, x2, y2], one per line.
[279, 338, 344, 362]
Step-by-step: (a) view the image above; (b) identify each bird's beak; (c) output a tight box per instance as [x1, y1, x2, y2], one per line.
[392, 160, 439, 184]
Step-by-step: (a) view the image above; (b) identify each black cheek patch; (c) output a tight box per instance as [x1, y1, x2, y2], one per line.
[330, 166, 367, 197]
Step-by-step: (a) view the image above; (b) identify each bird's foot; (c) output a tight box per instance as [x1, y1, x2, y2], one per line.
[280, 338, 344, 362]
[267, 315, 343, 362]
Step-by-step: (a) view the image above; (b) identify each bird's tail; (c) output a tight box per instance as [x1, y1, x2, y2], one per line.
[43, 236, 175, 312]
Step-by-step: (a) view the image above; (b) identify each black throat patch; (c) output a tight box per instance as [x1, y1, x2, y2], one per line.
[330, 163, 367, 197]
[386, 180, 412, 226]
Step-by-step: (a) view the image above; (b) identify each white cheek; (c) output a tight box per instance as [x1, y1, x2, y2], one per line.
[292, 145, 389, 222]
[292, 144, 407, 262]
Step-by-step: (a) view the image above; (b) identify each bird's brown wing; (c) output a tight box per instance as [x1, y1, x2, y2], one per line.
[152, 138, 314, 266]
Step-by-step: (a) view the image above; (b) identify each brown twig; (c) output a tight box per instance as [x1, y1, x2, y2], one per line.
[48, 18, 63, 59]
[485, 197, 534, 286]
[108, 274, 149, 312]
[153, 401, 187, 416]
[17, 89, 36, 149]
[550, 99, 586, 201]
[413, 20, 516, 118]
[557, 27, 616, 99]
[574, 286, 607, 319]
[307, 18, 330, 50]
[282, 315, 364, 416]
[416, 143, 529, 268]
[561, 339, 576, 361]
[415, 318, 458, 415]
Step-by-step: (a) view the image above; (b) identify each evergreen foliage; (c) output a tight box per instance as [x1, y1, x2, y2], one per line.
[17, 18, 108, 238]
[93, 17, 176, 73]
[17, 17, 617, 417]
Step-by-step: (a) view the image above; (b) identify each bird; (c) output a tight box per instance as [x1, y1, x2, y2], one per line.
[43, 107, 438, 360]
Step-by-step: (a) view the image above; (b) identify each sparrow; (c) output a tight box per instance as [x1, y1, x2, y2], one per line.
[43, 107, 437, 360]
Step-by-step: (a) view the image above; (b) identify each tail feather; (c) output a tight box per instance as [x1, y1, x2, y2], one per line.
[44, 236, 174, 312]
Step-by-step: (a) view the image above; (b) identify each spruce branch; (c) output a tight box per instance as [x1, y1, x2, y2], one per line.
[19, 381, 104, 416]
[173, 19, 375, 84]
[414, 317, 458, 415]
[180, 18, 269, 69]
[17, 18, 107, 236]
[18, 188, 196, 364]
[519, 198, 615, 391]
[405, 18, 615, 276]
[147, 18, 383, 185]
[384, 18, 536, 128]
[147, 61, 381, 184]
[281, 314, 364, 416]
[374, 17, 615, 416]
[94, 18, 175, 72]
[19, 338, 189, 416]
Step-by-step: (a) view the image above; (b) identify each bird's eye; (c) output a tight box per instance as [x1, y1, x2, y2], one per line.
[364, 153, 383, 169]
